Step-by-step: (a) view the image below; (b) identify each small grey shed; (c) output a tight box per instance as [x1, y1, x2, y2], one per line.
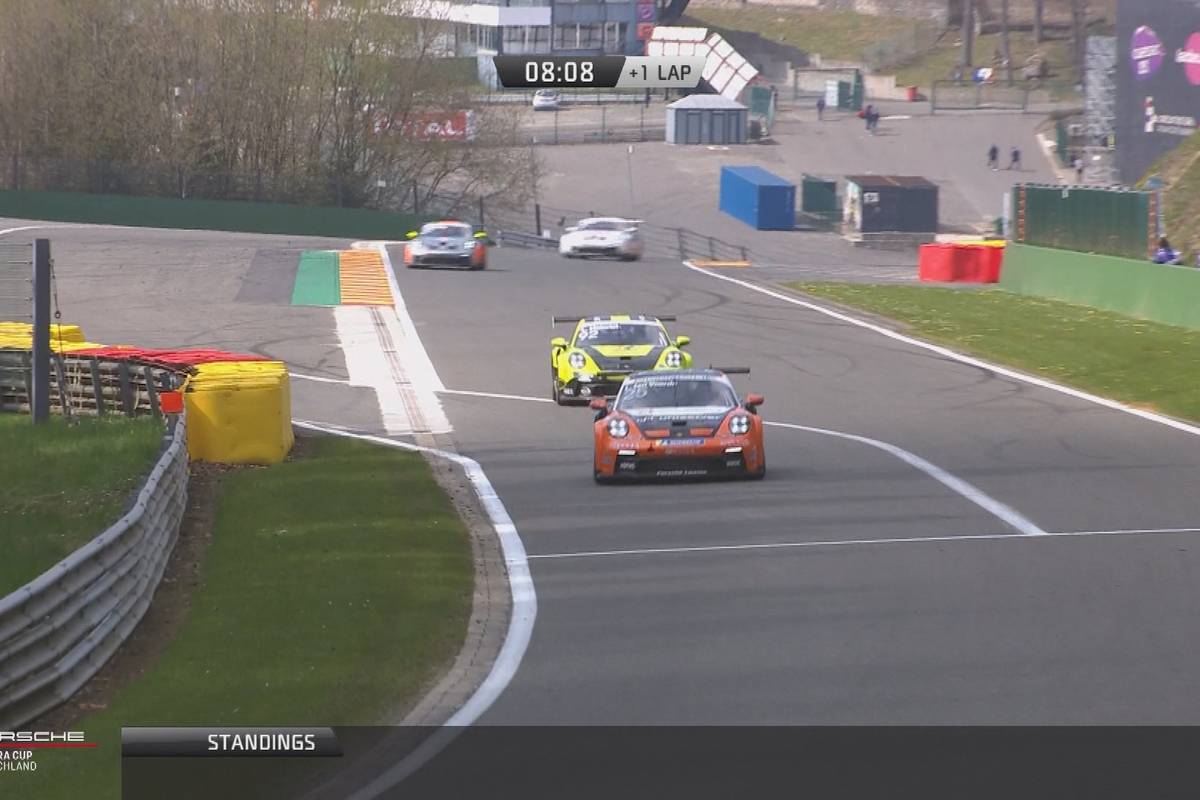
[665, 94, 748, 145]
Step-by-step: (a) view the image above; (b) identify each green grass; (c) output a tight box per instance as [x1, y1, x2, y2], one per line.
[892, 29, 1077, 92]
[1140, 131, 1200, 265]
[33, 434, 473, 799]
[683, 7, 923, 64]
[0, 413, 164, 596]
[790, 283, 1200, 421]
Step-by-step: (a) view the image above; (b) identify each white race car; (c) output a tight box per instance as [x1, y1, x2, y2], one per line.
[558, 217, 644, 261]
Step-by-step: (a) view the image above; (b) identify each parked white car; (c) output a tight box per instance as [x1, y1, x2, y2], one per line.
[559, 217, 645, 261]
[532, 89, 561, 110]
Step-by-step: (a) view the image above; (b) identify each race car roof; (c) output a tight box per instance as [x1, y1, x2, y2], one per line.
[574, 217, 642, 226]
[626, 367, 749, 381]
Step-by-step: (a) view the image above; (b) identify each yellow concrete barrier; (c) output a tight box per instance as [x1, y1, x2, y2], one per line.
[184, 361, 294, 465]
[0, 322, 88, 350]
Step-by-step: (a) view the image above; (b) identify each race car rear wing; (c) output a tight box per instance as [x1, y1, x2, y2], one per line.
[552, 315, 677, 325]
[709, 366, 751, 375]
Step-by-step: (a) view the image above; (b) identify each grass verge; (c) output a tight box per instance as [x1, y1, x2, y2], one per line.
[1140, 130, 1200, 265]
[682, 7, 922, 64]
[0, 413, 164, 596]
[32, 433, 473, 799]
[790, 283, 1200, 422]
[892, 30, 1077, 93]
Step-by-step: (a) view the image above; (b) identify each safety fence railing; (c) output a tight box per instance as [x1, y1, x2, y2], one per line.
[0, 414, 188, 728]
[930, 80, 1080, 114]
[0, 351, 182, 417]
[492, 201, 752, 264]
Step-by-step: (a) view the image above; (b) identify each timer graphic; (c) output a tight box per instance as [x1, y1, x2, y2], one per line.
[494, 56, 705, 89]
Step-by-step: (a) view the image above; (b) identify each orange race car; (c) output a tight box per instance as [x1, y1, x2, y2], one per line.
[590, 368, 765, 483]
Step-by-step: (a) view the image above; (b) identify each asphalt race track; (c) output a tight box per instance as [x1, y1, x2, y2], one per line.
[13, 217, 1200, 729]
[393, 246, 1200, 724]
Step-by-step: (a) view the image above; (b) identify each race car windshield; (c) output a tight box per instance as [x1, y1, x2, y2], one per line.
[618, 377, 737, 410]
[576, 322, 668, 347]
[579, 221, 623, 231]
[423, 226, 469, 238]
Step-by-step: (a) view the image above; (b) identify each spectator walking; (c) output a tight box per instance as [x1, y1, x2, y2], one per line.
[1153, 237, 1181, 264]
[1009, 146, 1022, 170]
[869, 107, 880, 133]
[863, 104, 874, 132]
[987, 144, 999, 170]
[1073, 155, 1084, 183]
[816, 96, 826, 120]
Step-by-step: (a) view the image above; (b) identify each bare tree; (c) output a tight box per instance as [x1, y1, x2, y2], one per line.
[1033, 0, 1044, 44]
[1071, 0, 1087, 81]
[1000, 0, 1013, 84]
[959, 0, 975, 75]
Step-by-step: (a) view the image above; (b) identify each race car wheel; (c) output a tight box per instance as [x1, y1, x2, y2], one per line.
[620, 254, 640, 262]
[551, 371, 565, 405]
[747, 462, 766, 480]
[593, 469, 614, 484]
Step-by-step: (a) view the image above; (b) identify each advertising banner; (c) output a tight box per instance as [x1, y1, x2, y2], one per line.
[1116, 0, 1200, 183]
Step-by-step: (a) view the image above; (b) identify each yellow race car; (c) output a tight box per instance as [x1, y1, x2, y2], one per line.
[550, 314, 692, 405]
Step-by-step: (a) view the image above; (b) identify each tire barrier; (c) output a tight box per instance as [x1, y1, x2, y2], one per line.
[0, 416, 188, 729]
[918, 241, 1006, 283]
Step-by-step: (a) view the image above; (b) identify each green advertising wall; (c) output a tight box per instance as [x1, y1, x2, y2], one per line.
[0, 190, 427, 241]
[1012, 185, 1152, 261]
[1001, 243, 1200, 330]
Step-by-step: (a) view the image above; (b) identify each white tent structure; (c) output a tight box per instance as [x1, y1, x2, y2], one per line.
[646, 27, 760, 101]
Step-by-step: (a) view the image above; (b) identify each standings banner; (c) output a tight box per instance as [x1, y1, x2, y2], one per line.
[1116, 0, 1200, 183]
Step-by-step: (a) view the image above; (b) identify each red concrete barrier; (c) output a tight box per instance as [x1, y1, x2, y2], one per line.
[919, 242, 1005, 283]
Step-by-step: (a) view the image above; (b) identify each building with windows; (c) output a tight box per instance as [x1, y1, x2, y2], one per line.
[407, 0, 658, 74]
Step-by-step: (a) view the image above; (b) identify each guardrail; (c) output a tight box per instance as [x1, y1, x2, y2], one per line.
[497, 230, 559, 249]
[0, 415, 189, 729]
[493, 221, 752, 264]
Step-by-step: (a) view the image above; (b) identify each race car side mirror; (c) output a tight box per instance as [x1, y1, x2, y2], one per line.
[405, 231, 418, 239]
[551, 337, 568, 348]
[565, 226, 578, 233]
[745, 393, 764, 411]
[675, 335, 690, 348]
[474, 231, 488, 239]
[589, 398, 609, 415]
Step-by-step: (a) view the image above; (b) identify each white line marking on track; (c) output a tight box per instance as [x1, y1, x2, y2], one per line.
[682, 261, 1200, 440]
[528, 527, 1200, 561]
[766, 420, 1046, 535]
[293, 421, 535, 797]
[439, 388, 555, 404]
[431, 386, 1045, 536]
[290, 371, 351, 385]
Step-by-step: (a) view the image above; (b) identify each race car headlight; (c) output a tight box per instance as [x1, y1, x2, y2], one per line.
[663, 350, 683, 368]
[568, 351, 586, 370]
[729, 415, 750, 435]
[607, 418, 629, 438]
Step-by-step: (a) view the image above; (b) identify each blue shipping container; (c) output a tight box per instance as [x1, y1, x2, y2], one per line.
[719, 166, 796, 230]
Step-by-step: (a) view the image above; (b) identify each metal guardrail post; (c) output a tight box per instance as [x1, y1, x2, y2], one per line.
[31, 240, 50, 424]
[708, 237, 716, 258]
[676, 229, 686, 260]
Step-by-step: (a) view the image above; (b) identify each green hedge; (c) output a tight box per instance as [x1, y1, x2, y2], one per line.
[1001, 243, 1200, 330]
[0, 190, 428, 240]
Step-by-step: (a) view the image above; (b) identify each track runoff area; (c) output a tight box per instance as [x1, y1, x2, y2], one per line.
[281, 236, 1200, 779]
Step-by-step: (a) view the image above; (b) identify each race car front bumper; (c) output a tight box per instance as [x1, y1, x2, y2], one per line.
[597, 438, 763, 480]
[411, 252, 475, 267]
[560, 371, 633, 399]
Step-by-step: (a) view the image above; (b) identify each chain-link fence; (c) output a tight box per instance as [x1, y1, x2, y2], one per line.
[519, 104, 666, 146]
[863, 25, 940, 72]
[0, 244, 31, 323]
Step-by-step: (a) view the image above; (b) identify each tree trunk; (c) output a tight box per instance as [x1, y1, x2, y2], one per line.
[1001, 0, 1013, 84]
[960, 0, 974, 73]
[1080, 0, 1089, 80]
[1033, 0, 1044, 44]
